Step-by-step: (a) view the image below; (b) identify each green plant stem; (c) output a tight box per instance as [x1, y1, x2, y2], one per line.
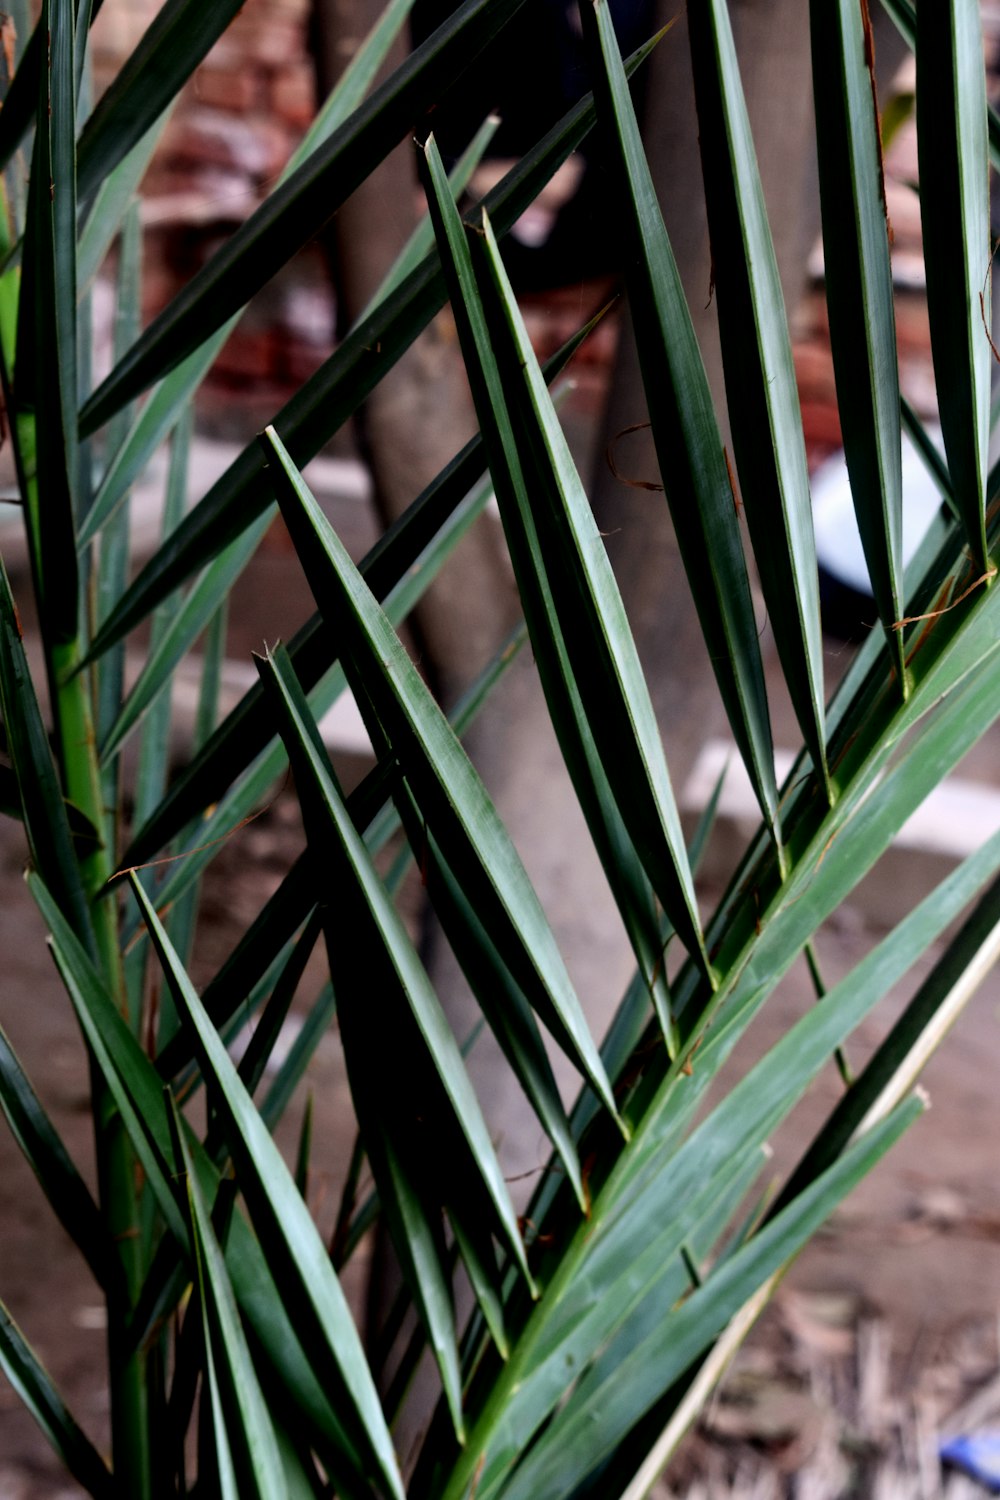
[51, 642, 150, 1496]
[94, 1089, 150, 1496]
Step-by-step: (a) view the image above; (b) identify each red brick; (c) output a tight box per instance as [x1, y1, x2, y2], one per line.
[194, 66, 260, 115]
[270, 63, 316, 130]
[799, 398, 842, 457]
[230, 16, 303, 66]
[211, 326, 279, 386]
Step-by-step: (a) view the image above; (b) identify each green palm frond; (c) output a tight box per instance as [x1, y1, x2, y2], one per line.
[0, 0, 997, 1495]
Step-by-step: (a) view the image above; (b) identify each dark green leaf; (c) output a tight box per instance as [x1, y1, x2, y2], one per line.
[79, 0, 528, 428]
[14, 0, 79, 644]
[917, 0, 991, 570]
[81, 52, 647, 650]
[0, 1298, 117, 1499]
[498, 1102, 918, 1500]
[76, 0, 251, 203]
[255, 645, 533, 1292]
[0, 564, 94, 952]
[582, 0, 781, 856]
[171, 1103, 287, 1500]
[129, 872, 405, 1500]
[76, 106, 169, 293]
[689, 0, 829, 797]
[0, 1021, 106, 1287]
[260, 981, 336, 1135]
[811, 0, 905, 683]
[101, 506, 270, 764]
[262, 424, 621, 1128]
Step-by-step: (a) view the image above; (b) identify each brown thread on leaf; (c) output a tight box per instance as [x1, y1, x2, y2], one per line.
[860, 0, 894, 245]
[777, 770, 815, 815]
[108, 777, 289, 889]
[980, 239, 1000, 362]
[467, 1454, 488, 1500]
[724, 445, 742, 518]
[892, 566, 996, 631]
[680, 1037, 703, 1078]
[504, 1165, 547, 1184]
[903, 576, 956, 666]
[606, 421, 663, 491]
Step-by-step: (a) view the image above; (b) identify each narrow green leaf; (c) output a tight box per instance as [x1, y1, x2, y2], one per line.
[119, 441, 514, 1011]
[95, 197, 143, 814]
[157, 854, 313, 1078]
[287, 0, 417, 177]
[293, 1093, 313, 1200]
[900, 397, 958, 518]
[450, 1211, 508, 1361]
[558, 762, 730, 1163]
[171, 1105, 288, 1500]
[130, 411, 192, 821]
[917, 0, 992, 570]
[31, 873, 190, 1249]
[420, 137, 705, 1010]
[0, 1021, 107, 1286]
[80, 342, 214, 548]
[0, 1298, 117, 1499]
[15, 0, 79, 644]
[76, 105, 170, 294]
[262, 424, 621, 1127]
[0, 24, 41, 175]
[79, 0, 528, 429]
[102, 507, 269, 764]
[112, 414, 509, 870]
[357, 1100, 466, 1440]
[881, 0, 1000, 176]
[810, 0, 906, 684]
[664, 526, 1000, 1097]
[582, 0, 781, 855]
[80, 46, 648, 638]
[689, 0, 829, 797]
[0, 0, 104, 175]
[460, 815, 1000, 1499]
[260, 982, 336, 1135]
[574, 1149, 767, 1406]
[776, 868, 1000, 1216]
[256, 645, 533, 1289]
[414, 825, 585, 1211]
[234, 910, 322, 1107]
[161, 592, 229, 978]
[128, 873, 405, 1500]
[0, 564, 94, 951]
[79, 0, 417, 548]
[470, 201, 711, 975]
[355, 109, 500, 325]
[499, 1102, 918, 1500]
[164, 621, 523, 1089]
[75, 0, 247, 203]
[32, 879, 367, 1484]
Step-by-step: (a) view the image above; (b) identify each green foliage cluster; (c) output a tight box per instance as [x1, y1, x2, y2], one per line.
[1, 0, 999, 1495]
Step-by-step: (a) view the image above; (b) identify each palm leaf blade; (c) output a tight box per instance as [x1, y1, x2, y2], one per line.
[689, 0, 829, 796]
[583, 0, 781, 858]
[128, 873, 406, 1500]
[261, 425, 621, 1129]
[810, 0, 905, 682]
[916, 0, 992, 570]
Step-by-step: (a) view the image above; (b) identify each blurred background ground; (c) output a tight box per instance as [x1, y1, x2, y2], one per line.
[5, 1, 1000, 1496]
